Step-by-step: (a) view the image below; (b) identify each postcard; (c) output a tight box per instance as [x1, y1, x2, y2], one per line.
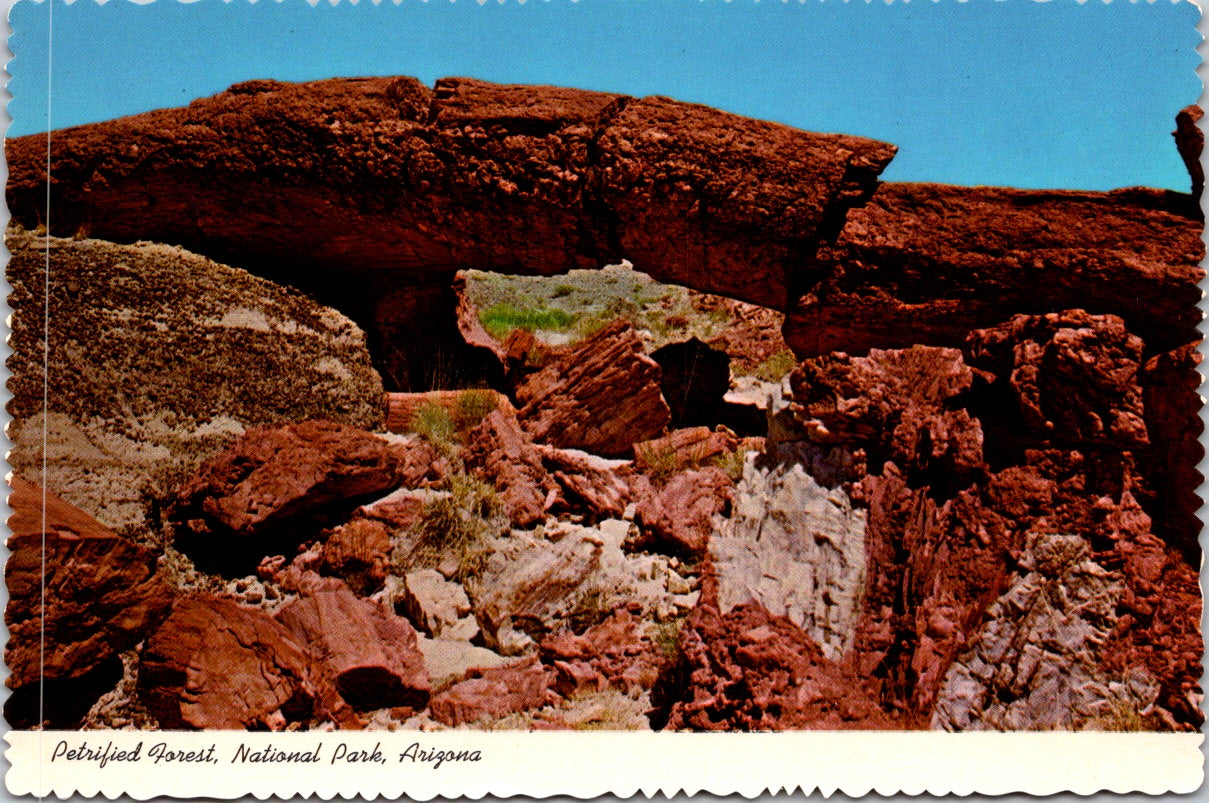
[2, 0, 1204, 797]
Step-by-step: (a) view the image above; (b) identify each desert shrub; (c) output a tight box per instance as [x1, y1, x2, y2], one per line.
[752, 349, 798, 382]
[650, 617, 686, 663]
[452, 388, 498, 431]
[564, 688, 652, 731]
[1082, 698, 1165, 732]
[409, 472, 502, 582]
[479, 303, 576, 339]
[711, 446, 749, 484]
[634, 439, 715, 487]
[551, 284, 576, 298]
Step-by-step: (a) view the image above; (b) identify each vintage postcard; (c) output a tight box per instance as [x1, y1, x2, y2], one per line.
[2, 0, 1204, 797]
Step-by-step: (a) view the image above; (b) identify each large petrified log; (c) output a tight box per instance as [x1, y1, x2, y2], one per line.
[5, 475, 175, 727]
[784, 183, 1203, 358]
[515, 321, 672, 457]
[172, 420, 441, 572]
[462, 409, 557, 527]
[7, 76, 895, 314]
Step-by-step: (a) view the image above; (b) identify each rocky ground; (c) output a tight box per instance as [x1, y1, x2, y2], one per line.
[5, 78, 1204, 733]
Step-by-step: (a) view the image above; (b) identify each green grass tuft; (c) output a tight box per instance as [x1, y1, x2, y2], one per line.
[479, 303, 577, 339]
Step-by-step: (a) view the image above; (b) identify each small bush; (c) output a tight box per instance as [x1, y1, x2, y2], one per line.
[409, 403, 456, 447]
[650, 618, 685, 663]
[551, 284, 576, 298]
[634, 440, 714, 487]
[752, 349, 798, 383]
[410, 472, 501, 582]
[479, 303, 577, 339]
[452, 388, 498, 431]
[567, 583, 619, 633]
[711, 447, 749, 484]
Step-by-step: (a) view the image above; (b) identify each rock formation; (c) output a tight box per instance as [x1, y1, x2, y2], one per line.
[462, 409, 558, 527]
[515, 321, 672, 457]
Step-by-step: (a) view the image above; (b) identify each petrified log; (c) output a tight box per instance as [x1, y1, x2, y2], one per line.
[535, 443, 636, 520]
[784, 183, 1203, 358]
[427, 656, 554, 726]
[7, 76, 895, 314]
[462, 409, 557, 527]
[320, 518, 393, 596]
[138, 594, 316, 730]
[516, 321, 672, 457]
[275, 580, 430, 713]
[384, 389, 515, 435]
[632, 468, 734, 559]
[5, 475, 174, 689]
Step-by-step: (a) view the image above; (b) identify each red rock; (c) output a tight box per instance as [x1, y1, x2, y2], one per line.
[138, 595, 316, 730]
[384, 389, 515, 434]
[965, 311, 1148, 449]
[1138, 343, 1204, 560]
[535, 444, 635, 519]
[784, 183, 1203, 359]
[462, 409, 557, 527]
[7, 76, 895, 315]
[427, 656, 554, 726]
[696, 293, 789, 376]
[320, 519, 393, 596]
[791, 346, 985, 484]
[659, 601, 902, 731]
[539, 606, 663, 696]
[5, 475, 175, 689]
[632, 467, 734, 558]
[173, 421, 438, 566]
[516, 321, 672, 457]
[351, 487, 433, 532]
[275, 579, 430, 714]
[1173, 105, 1204, 199]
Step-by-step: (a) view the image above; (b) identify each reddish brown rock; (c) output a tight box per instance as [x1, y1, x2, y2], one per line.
[173, 420, 438, 569]
[7, 76, 894, 315]
[320, 518, 393, 596]
[138, 594, 316, 730]
[791, 346, 985, 484]
[632, 468, 734, 558]
[463, 409, 557, 527]
[696, 293, 789, 376]
[275, 579, 430, 714]
[784, 183, 1204, 358]
[535, 444, 636, 520]
[658, 601, 902, 731]
[540, 606, 663, 695]
[1173, 104, 1204, 199]
[384, 389, 515, 434]
[965, 311, 1148, 449]
[1138, 343, 1204, 560]
[427, 656, 554, 726]
[5, 475, 175, 689]
[516, 321, 672, 457]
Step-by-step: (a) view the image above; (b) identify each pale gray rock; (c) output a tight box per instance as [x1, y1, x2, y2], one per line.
[933, 532, 1160, 731]
[710, 445, 867, 660]
[398, 569, 476, 639]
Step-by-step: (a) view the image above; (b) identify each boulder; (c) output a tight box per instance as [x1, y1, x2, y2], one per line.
[275, 579, 430, 714]
[516, 321, 672, 457]
[138, 595, 316, 730]
[173, 421, 434, 572]
[657, 601, 897, 731]
[397, 569, 475, 638]
[462, 409, 557, 527]
[5, 476, 175, 724]
[352, 486, 444, 533]
[709, 446, 866, 660]
[472, 529, 604, 654]
[632, 467, 733, 559]
[320, 518, 393, 596]
[965, 311, 1148, 449]
[632, 426, 741, 474]
[535, 444, 636, 520]
[540, 606, 664, 696]
[428, 656, 555, 727]
[784, 182, 1203, 359]
[5, 232, 384, 533]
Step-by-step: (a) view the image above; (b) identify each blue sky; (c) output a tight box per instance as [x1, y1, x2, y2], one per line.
[6, 0, 1203, 191]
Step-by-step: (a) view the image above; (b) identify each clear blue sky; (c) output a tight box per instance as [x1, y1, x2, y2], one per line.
[6, 0, 1202, 191]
